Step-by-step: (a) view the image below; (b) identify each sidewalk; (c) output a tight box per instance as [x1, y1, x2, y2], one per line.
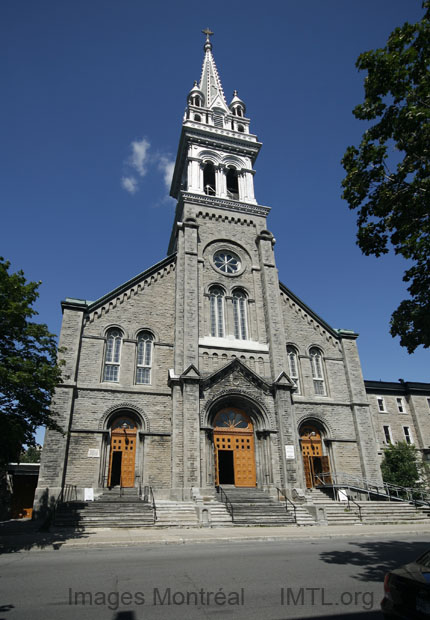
[2, 520, 430, 553]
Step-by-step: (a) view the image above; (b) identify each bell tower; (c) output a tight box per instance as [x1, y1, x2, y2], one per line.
[168, 31, 298, 500]
[169, 28, 264, 252]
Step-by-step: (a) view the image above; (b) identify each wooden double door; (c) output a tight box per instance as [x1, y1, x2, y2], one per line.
[300, 425, 331, 488]
[214, 408, 256, 488]
[108, 418, 137, 488]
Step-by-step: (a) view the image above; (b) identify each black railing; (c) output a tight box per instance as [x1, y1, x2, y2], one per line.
[148, 486, 157, 523]
[315, 471, 430, 507]
[276, 487, 297, 523]
[346, 494, 362, 522]
[216, 486, 234, 522]
[41, 484, 78, 531]
[62, 484, 78, 503]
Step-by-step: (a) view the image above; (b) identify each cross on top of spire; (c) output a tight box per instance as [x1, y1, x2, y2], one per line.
[202, 27, 214, 50]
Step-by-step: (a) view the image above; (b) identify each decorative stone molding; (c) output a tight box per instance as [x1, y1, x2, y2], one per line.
[181, 192, 270, 217]
[200, 386, 274, 430]
[98, 403, 150, 432]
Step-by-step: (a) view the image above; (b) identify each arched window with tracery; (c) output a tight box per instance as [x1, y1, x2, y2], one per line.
[103, 328, 122, 382]
[310, 347, 326, 395]
[233, 289, 248, 340]
[209, 286, 224, 338]
[136, 331, 154, 384]
[287, 346, 300, 394]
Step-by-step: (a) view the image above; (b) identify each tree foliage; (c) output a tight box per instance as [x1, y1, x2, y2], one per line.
[20, 445, 42, 463]
[341, 2, 430, 353]
[381, 441, 422, 488]
[0, 257, 63, 469]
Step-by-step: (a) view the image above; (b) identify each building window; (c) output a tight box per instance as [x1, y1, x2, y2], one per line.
[403, 426, 413, 444]
[377, 397, 386, 412]
[427, 398, 430, 410]
[383, 425, 392, 444]
[232, 290, 248, 340]
[203, 162, 216, 195]
[287, 346, 300, 394]
[103, 328, 122, 382]
[226, 166, 239, 200]
[396, 397, 405, 413]
[209, 287, 224, 337]
[136, 331, 154, 384]
[310, 347, 325, 395]
[213, 250, 241, 274]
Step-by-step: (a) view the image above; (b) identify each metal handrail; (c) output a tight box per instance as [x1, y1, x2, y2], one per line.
[41, 484, 78, 530]
[315, 471, 430, 507]
[216, 486, 234, 522]
[148, 486, 157, 523]
[276, 487, 297, 523]
[62, 484, 78, 503]
[346, 494, 362, 522]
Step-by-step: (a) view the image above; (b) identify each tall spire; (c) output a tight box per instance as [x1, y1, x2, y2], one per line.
[199, 28, 228, 111]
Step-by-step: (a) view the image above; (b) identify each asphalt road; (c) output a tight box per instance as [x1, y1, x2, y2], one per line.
[1, 534, 429, 620]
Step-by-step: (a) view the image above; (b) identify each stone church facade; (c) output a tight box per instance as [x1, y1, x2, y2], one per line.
[34, 33, 429, 511]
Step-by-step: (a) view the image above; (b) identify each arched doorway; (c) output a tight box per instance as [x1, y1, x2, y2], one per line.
[213, 408, 256, 487]
[300, 424, 331, 488]
[108, 416, 137, 488]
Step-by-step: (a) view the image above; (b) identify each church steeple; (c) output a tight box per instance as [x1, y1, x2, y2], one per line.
[198, 28, 229, 113]
[169, 30, 263, 211]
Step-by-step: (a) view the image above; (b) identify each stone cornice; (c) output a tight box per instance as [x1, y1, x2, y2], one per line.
[180, 191, 270, 217]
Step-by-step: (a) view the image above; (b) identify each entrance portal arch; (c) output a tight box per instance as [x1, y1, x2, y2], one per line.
[213, 408, 256, 487]
[300, 424, 331, 488]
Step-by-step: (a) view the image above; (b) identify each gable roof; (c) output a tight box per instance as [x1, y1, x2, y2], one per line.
[279, 280, 358, 340]
[62, 253, 176, 314]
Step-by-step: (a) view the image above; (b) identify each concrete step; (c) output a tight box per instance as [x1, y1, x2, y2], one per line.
[154, 501, 199, 527]
[215, 488, 298, 526]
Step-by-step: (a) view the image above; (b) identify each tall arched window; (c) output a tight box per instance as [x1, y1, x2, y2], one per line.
[209, 287, 224, 337]
[287, 346, 300, 394]
[310, 347, 326, 395]
[233, 289, 248, 340]
[226, 166, 239, 199]
[136, 331, 154, 384]
[203, 162, 216, 195]
[103, 328, 122, 382]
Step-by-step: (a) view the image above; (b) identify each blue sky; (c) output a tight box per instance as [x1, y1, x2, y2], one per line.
[2, 0, 429, 409]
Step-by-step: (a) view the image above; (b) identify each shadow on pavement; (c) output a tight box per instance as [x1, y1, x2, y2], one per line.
[320, 538, 429, 581]
[0, 517, 87, 553]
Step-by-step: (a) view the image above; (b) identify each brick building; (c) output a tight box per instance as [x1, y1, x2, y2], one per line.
[34, 32, 429, 513]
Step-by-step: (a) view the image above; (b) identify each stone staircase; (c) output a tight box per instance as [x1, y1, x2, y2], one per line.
[154, 501, 199, 527]
[214, 487, 302, 526]
[54, 488, 155, 529]
[202, 500, 235, 526]
[307, 488, 430, 525]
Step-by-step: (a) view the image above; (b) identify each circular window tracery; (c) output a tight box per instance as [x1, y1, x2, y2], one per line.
[111, 417, 136, 430]
[213, 250, 241, 274]
[214, 409, 251, 430]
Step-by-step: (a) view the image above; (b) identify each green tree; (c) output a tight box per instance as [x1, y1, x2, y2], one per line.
[381, 442, 422, 488]
[20, 445, 42, 463]
[0, 257, 63, 470]
[341, 2, 430, 353]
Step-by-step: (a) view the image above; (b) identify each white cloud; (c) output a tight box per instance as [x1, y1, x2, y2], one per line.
[157, 155, 175, 190]
[120, 137, 174, 198]
[129, 138, 150, 177]
[121, 176, 138, 194]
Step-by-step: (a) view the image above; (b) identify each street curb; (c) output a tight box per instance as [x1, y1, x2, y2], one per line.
[3, 525, 430, 553]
